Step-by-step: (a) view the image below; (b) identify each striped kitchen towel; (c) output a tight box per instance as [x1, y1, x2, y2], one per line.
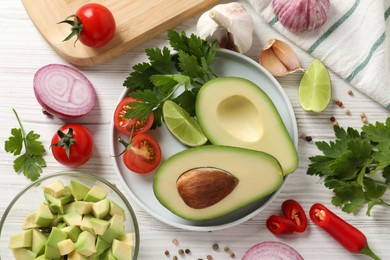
[248, 0, 390, 110]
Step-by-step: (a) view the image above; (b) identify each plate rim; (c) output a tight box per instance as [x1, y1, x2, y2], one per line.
[109, 48, 298, 231]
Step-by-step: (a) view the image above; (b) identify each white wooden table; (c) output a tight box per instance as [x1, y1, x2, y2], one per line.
[1, 1, 389, 259]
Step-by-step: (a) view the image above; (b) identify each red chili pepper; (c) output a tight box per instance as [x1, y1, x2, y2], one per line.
[266, 215, 295, 235]
[310, 203, 380, 259]
[282, 199, 308, 232]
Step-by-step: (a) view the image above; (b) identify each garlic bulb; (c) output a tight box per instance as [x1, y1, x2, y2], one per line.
[272, 0, 330, 32]
[197, 2, 254, 53]
[259, 39, 302, 77]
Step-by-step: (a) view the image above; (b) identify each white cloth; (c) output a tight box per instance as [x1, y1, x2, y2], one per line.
[248, 0, 390, 110]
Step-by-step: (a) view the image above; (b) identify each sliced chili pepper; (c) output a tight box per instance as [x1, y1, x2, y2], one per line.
[282, 199, 308, 232]
[310, 203, 380, 260]
[266, 215, 295, 235]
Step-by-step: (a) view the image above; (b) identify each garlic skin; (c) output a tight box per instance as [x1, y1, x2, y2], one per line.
[272, 0, 330, 32]
[259, 39, 303, 77]
[197, 2, 254, 53]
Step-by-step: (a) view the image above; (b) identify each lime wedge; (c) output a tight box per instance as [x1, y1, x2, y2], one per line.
[298, 59, 332, 112]
[162, 100, 208, 147]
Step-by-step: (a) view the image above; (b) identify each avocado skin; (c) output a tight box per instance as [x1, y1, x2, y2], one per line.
[195, 76, 298, 175]
[153, 145, 284, 221]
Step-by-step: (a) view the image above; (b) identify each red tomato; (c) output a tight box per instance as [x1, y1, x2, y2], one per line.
[51, 124, 93, 167]
[61, 3, 116, 48]
[121, 133, 162, 174]
[114, 97, 154, 136]
[282, 199, 308, 232]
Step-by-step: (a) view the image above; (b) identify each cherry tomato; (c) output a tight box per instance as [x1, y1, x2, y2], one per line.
[61, 3, 116, 48]
[119, 133, 162, 174]
[51, 124, 93, 167]
[282, 199, 308, 232]
[266, 215, 295, 235]
[114, 97, 154, 136]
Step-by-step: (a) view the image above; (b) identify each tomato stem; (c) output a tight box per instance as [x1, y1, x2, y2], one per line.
[51, 128, 75, 159]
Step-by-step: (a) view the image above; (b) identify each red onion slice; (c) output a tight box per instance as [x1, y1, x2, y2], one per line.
[243, 241, 304, 260]
[33, 64, 96, 118]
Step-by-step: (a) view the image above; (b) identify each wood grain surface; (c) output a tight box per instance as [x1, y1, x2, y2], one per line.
[21, 0, 220, 66]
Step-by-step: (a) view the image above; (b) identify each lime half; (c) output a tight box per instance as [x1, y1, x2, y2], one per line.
[162, 100, 208, 147]
[298, 59, 332, 112]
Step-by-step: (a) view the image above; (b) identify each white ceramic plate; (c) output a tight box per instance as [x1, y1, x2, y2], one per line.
[109, 49, 298, 231]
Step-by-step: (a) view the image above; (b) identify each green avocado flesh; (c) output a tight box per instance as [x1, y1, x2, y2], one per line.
[153, 145, 284, 221]
[196, 77, 298, 175]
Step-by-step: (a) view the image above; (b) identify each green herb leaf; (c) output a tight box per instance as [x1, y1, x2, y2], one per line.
[122, 29, 217, 128]
[307, 118, 390, 216]
[4, 109, 46, 181]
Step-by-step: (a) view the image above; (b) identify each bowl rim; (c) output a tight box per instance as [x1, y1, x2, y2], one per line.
[0, 171, 140, 259]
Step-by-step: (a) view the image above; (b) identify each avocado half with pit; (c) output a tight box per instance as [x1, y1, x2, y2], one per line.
[153, 145, 283, 221]
[195, 77, 298, 175]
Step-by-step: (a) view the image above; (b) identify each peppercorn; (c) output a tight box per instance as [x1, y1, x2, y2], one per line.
[185, 249, 191, 254]
[330, 116, 336, 122]
[224, 246, 230, 252]
[172, 239, 179, 246]
[164, 250, 170, 257]
[337, 101, 343, 107]
[348, 89, 353, 95]
[207, 255, 213, 260]
[305, 135, 313, 142]
[173, 256, 178, 260]
[229, 251, 235, 258]
[212, 243, 219, 251]
[345, 109, 351, 115]
[178, 249, 184, 256]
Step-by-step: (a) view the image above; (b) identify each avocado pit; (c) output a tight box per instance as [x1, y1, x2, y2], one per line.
[176, 167, 239, 209]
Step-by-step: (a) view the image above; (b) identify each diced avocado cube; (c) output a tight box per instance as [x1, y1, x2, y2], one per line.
[112, 239, 133, 260]
[33, 254, 50, 260]
[100, 214, 124, 244]
[80, 215, 96, 235]
[12, 248, 36, 260]
[69, 180, 91, 201]
[56, 221, 67, 229]
[60, 186, 75, 204]
[57, 238, 75, 255]
[35, 204, 54, 227]
[62, 225, 82, 242]
[109, 200, 126, 220]
[44, 193, 64, 214]
[9, 229, 33, 248]
[31, 229, 47, 256]
[63, 202, 77, 214]
[75, 231, 97, 257]
[61, 211, 83, 226]
[118, 232, 135, 244]
[92, 199, 110, 219]
[44, 227, 67, 259]
[95, 237, 111, 256]
[101, 249, 117, 260]
[74, 201, 93, 215]
[23, 212, 38, 230]
[90, 218, 110, 236]
[68, 250, 88, 260]
[83, 185, 108, 202]
[43, 180, 65, 198]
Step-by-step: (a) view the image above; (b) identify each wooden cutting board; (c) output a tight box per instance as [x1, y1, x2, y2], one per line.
[21, 0, 220, 66]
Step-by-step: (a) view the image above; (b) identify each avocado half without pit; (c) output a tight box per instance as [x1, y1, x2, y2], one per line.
[153, 145, 284, 221]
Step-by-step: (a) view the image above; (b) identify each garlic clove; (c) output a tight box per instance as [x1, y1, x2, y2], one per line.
[272, 0, 330, 32]
[271, 39, 302, 72]
[197, 2, 254, 53]
[259, 47, 289, 77]
[259, 39, 302, 77]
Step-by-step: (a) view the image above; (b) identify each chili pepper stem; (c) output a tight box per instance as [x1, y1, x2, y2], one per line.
[360, 244, 381, 260]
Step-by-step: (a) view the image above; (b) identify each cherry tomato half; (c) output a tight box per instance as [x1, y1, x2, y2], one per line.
[51, 124, 94, 167]
[114, 97, 154, 136]
[121, 133, 162, 174]
[61, 3, 116, 48]
[282, 199, 308, 232]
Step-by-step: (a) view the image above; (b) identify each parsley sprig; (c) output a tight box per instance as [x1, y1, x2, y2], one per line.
[4, 109, 46, 181]
[123, 30, 217, 128]
[307, 118, 390, 216]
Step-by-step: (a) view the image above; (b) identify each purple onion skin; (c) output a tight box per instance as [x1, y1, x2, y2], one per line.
[242, 241, 304, 260]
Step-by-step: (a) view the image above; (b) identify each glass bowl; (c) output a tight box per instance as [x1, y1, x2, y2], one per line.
[0, 171, 140, 259]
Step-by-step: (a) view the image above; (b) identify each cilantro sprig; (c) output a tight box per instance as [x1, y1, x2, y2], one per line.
[307, 118, 390, 216]
[123, 30, 217, 128]
[4, 109, 46, 181]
